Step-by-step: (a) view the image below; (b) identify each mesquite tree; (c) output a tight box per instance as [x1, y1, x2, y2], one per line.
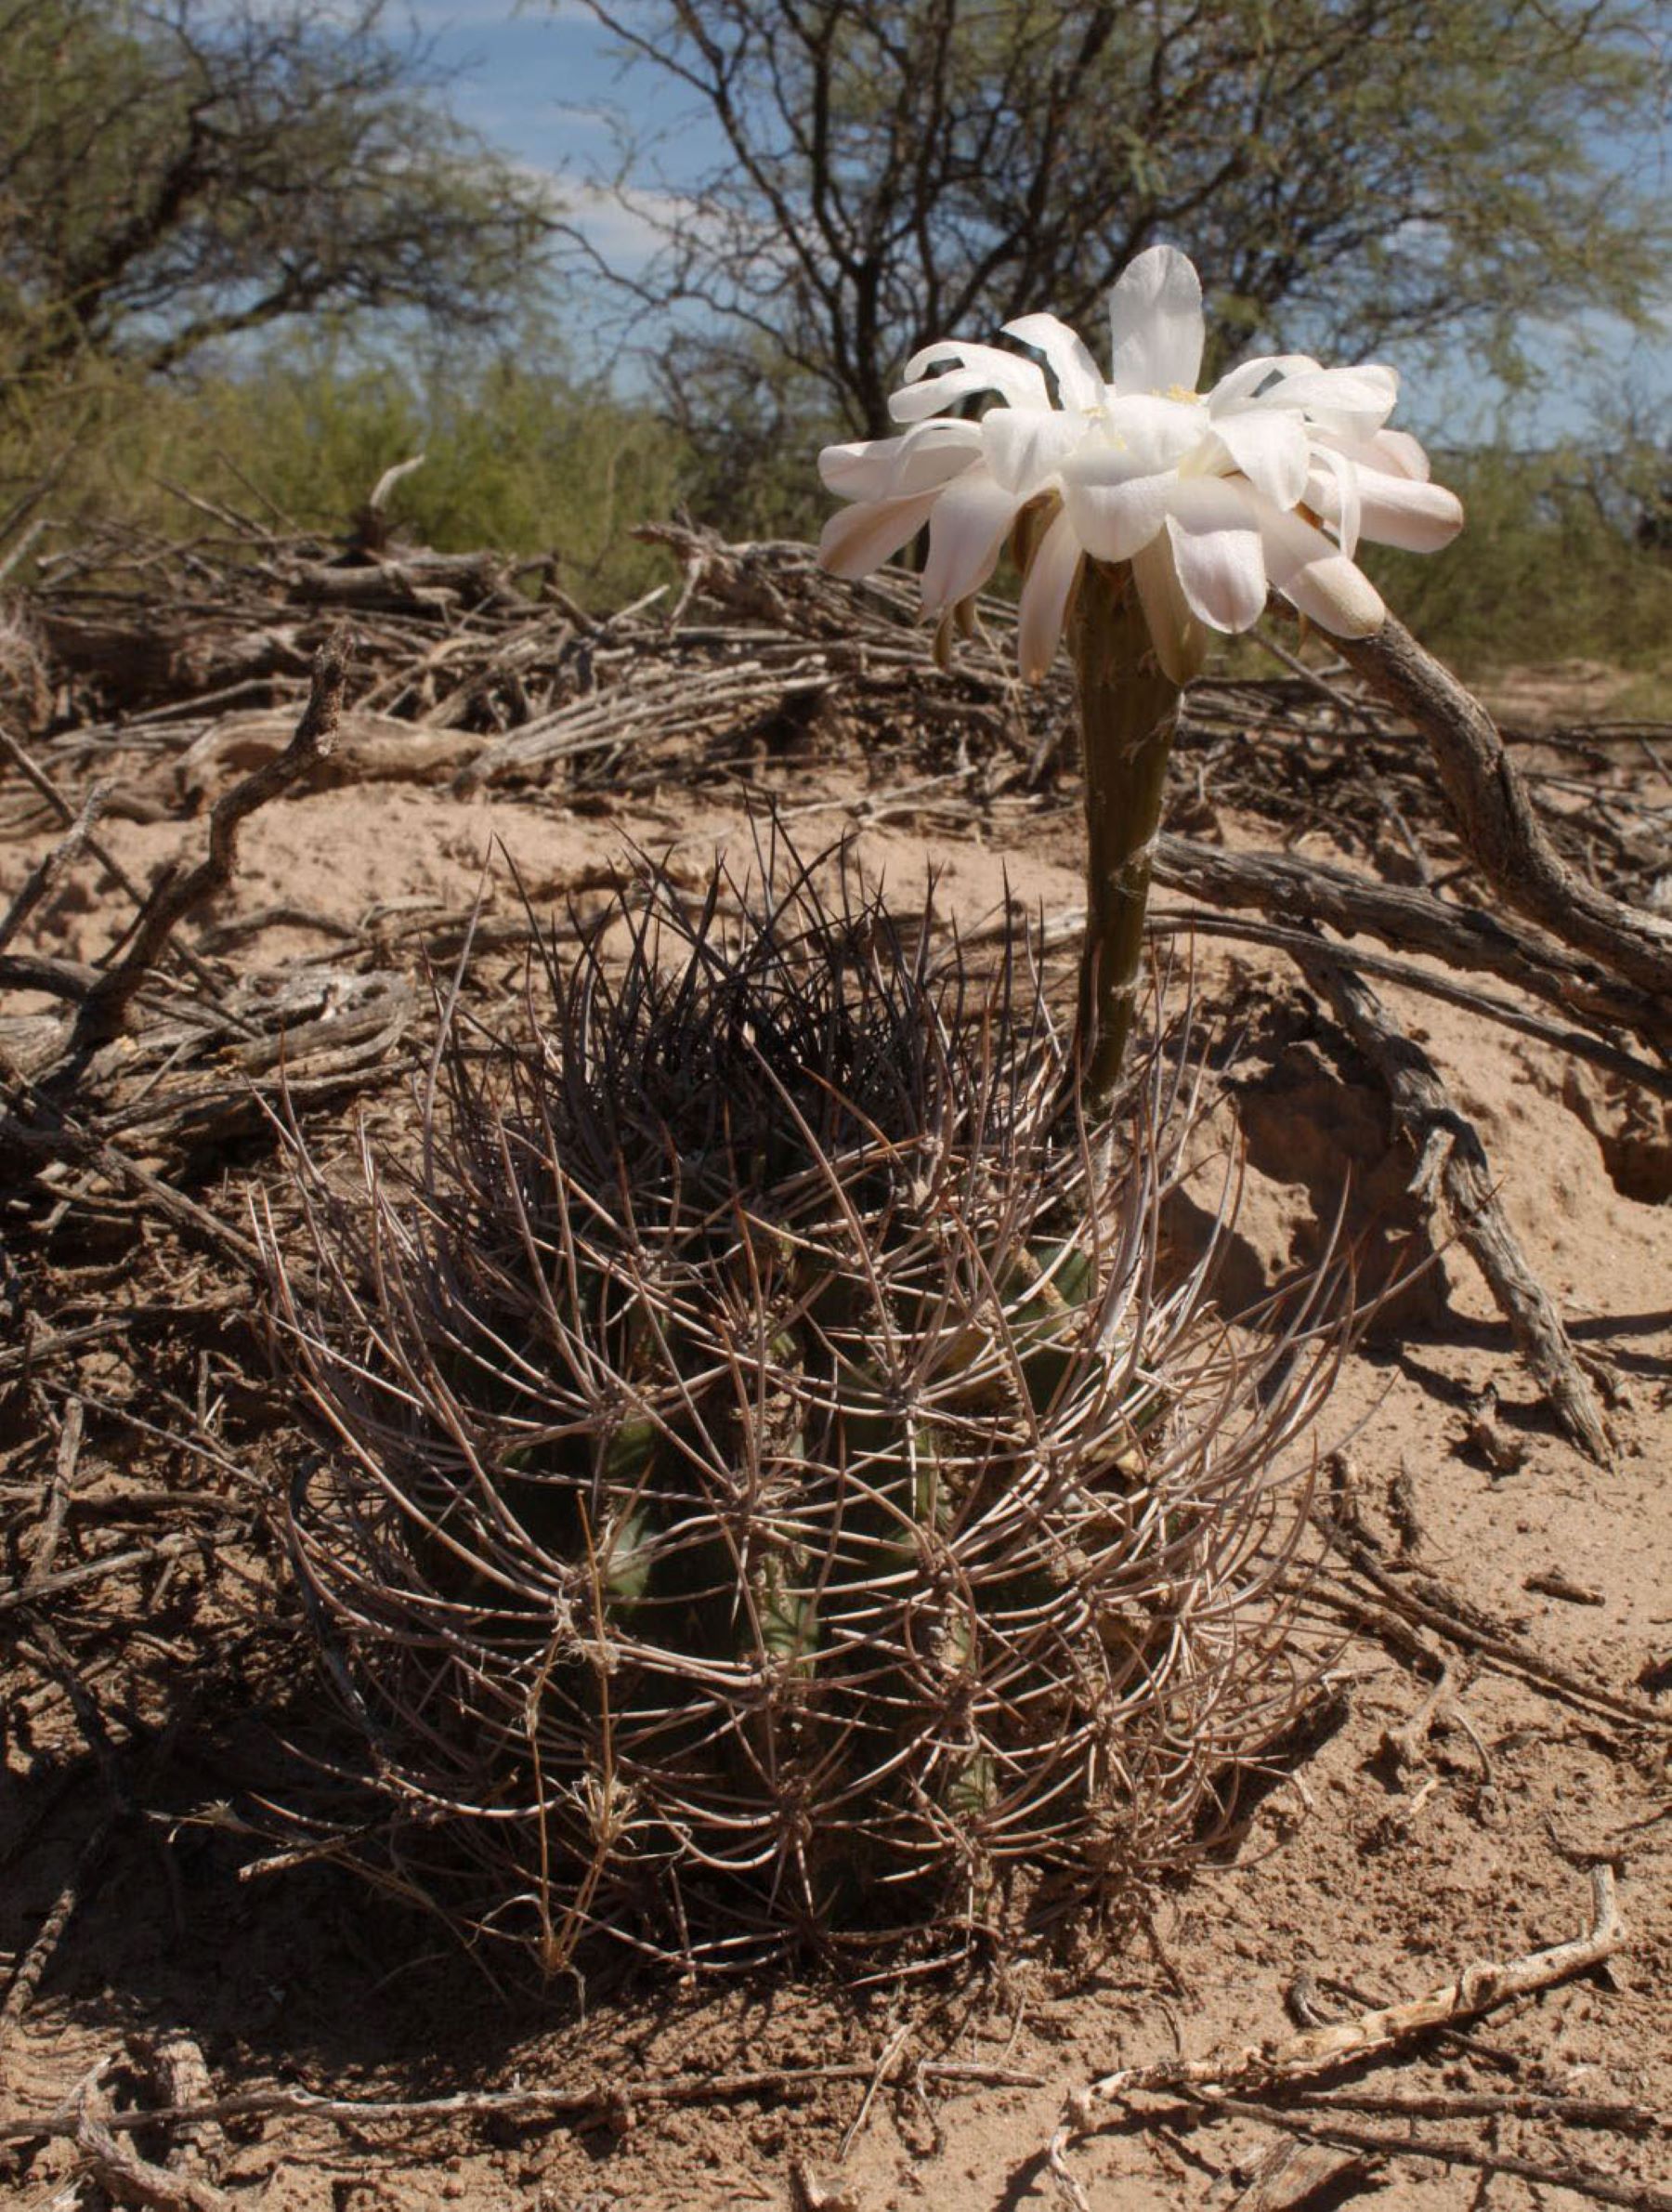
[555, 0, 1669, 439]
[1, 0, 556, 388]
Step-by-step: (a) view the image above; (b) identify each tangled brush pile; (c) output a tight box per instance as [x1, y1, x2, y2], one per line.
[266, 842, 1339, 1974]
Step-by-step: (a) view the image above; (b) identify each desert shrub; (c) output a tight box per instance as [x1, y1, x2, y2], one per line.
[0, 329, 696, 605]
[1365, 439, 1672, 675]
[264, 844, 1340, 1975]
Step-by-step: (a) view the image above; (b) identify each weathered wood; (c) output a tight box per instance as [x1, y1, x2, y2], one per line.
[1154, 833, 1670, 1054]
[67, 634, 349, 1049]
[1339, 614, 1672, 1003]
[1300, 941, 1614, 1463]
[1052, 1867, 1625, 2210]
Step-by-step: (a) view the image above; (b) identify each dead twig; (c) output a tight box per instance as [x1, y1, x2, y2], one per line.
[0, 722, 156, 917]
[1182, 2089, 1672, 2212]
[1288, 2083, 1665, 2131]
[838, 2023, 913, 2159]
[0, 779, 111, 956]
[1153, 903, 1672, 1099]
[1049, 1866, 1623, 2205]
[1527, 1569, 1608, 1607]
[24, 1394, 84, 1592]
[1223, 2138, 1375, 2210]
[1, 1529, 202, 1616]
[67, 631, 349, 1048]
[71, 2061, 233, 2211]
[1313, 1506, 1670, 1730]
[1, 1616, 133, 2071]
[0, 1814, 121, 2074]
[129, 2033, 228, 2179]
[0, 1082, 266, 1268]
[0, 2056, 1045, 2150]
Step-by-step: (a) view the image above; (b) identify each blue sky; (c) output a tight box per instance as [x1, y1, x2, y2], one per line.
[411, 3, 621, 173]
[411, 1, 702, 203]
[410, 1, 1667, 445]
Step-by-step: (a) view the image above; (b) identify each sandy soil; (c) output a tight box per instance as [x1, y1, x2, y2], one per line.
[3, 704, 1670, 2212]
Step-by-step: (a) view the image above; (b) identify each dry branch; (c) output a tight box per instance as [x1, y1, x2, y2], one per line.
[284, 549, 523, 615]
[1288, 2083, 1664, 2131]
[1150, 906, 1672, 1097]
[1182, 2091, 1672, 2212]
[1050, 1866, 1625, 2208]
[0, 779, 111, 956]
[0, 1093, 267, 1266]
[68, 632, 349, 1048]
[1300, 940, 1613, 1462]
[0, 720, 228, 1001]
[22, 1395, 84, 1594]
[0, 1814, 121, 2073]
[70, 2064, 232, 2212]
[1312, 1507, 1672, 1731]
[1153, 833, 1670, 1056]
[1339, 616, 1672, 1003]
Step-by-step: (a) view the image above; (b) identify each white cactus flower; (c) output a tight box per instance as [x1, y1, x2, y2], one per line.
[817, 244, 1463, 684]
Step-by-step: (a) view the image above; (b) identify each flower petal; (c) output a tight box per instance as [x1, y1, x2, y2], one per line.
[1261, 505, 1386, 636]
[1365, 427, 1431, 482]
[1016, 505, 1083, 682]
[1062, 467, 1175, 563]
[919, 472, 1022, 613]
[1204, 407, 1311, 509]
[1353, 471, 1465, 553]
[1258, 363, 1398, 436]
[1105, 389, 1208, 468]
[1304, 446, 1364, 559]
[1208, 352, 1319, 411]
[1164, 477, 1268, 633]
[893, 343, 1049, 421]
[982, 405, 1087, 495]
[819, 418, 983, 500]
[1108, 244, 1205, 396]
[817, 489, 943, 580]
[1001, 312, 1105, 410]
[1058, 396, 1206, 560]
[1130, 535, 1207, 684]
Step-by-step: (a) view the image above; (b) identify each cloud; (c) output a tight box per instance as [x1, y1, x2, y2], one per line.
[553, 177, 700, 268]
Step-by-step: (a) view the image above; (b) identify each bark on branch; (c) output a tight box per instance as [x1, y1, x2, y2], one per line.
[1154, 833, 1669, 1058]
[1337, 615, 1672, 1005]
[1300, 942, 1614, 1465]
[66, 633, 349, 1050]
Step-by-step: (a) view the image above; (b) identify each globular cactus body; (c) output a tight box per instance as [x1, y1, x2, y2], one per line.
[268, 842, 1334, 1972]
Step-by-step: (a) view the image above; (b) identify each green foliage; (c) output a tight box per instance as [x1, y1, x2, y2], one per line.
[5, 321, 1664, 673]
[1365, 443, 1672, 680]
[0, 0, 554, 385]
[199, 338, 691, 598]
[657, 339, 834, 547]
[0, 332, 698, 605]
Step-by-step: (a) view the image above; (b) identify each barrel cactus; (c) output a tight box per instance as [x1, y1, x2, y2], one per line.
[266, 841, 1337, 1974]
